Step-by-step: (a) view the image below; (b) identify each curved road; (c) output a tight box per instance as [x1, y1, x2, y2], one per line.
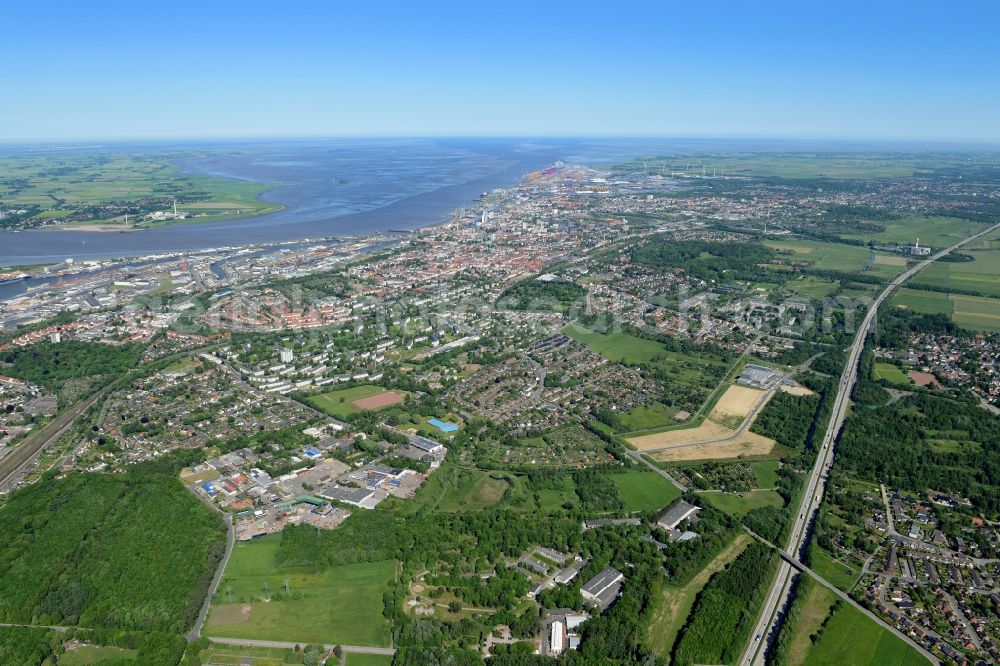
[741, 222, 1000, 666]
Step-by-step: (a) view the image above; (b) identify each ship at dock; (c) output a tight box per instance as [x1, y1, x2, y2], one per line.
[0, 272, 29, 285]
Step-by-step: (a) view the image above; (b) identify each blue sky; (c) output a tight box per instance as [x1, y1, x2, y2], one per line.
[3, 1, 999, 142]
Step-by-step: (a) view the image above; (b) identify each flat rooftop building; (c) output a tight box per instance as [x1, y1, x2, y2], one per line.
[581, 566, 624, 609]
[657, 499, 701, 531]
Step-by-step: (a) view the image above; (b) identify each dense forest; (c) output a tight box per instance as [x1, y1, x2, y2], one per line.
[632, 238, 777, 282]
[499, 279, 586, 313]
[0, 471, 225, 635]
[751, 390, 820, 451]
[672, 542, 777, 666]
[837, 391, 1000, 513]
[1, 340, 142, 389]
[0, 626, 59, 666]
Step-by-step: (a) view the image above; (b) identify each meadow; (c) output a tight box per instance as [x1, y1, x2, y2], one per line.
[808, 546, 861, 591]
[206, 535, 395, 647]
[617, 401, 679, 432]
[345, 655, 394, 666]
[891, 287, 953, 315]
[872, 362, 912, 386]
[610, 470, 681, 512]
[59, 646, 138, 665]
[405, 463, 512, 513]
[804, 603, 927, 666]
[615, 154, 916, 179]
[698, 489, 784, 517]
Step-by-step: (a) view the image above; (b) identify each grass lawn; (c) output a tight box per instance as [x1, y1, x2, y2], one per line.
[206, 535, 395, 647]
[306, 385, 394, 418]
[873, 362, 912, 386]
[699, 489, 784, 517]
[611, 470, 681, 512]
[644, 534, 751, 657]
[808, 546, 860, 591]
[345, 655, 394, 666]
[804, 602, 927, 666]
[783, 579, 837, 666]
[617, 401, 678, 432]
[59, 646, 137, 665]
[563, 324, 666, 362]
[750, 460, 780, 489]
[196, 645, 295, 666]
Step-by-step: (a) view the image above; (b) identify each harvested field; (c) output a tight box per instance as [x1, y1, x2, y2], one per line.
[648, 431, 776, 463]
[875, 254, 908, 266]
[628, 420, 733, 451]
[352, 390, 405, 410]
[709, 385, 765, 423]
[780, 384, 815, 397]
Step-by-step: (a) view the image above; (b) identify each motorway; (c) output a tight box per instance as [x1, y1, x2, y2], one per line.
[740, 222, 1000, 666]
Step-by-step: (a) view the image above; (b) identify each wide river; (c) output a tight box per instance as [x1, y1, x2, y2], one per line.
[0, 136, 876, 265]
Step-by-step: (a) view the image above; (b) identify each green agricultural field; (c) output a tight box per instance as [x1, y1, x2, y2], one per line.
[206, 535, 395, 647]
[842, 214, 986, 249]
[698, 489, 784, 517]
[610, 470, 681, 512]
[951, 294, 1000, 332]
[891, 287, 953, 315]
[913, 251, 1000, 297]
[804, 603, 927, 666]
[873, 362, 912, 386]
[59, 645, 138, 665]
[890, 288, 1000, 332]
[0, 150, 279, 228]
[765, 239, 903, 277]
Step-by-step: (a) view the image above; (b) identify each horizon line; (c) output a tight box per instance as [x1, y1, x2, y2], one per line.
[3, 133, 1000, 149]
